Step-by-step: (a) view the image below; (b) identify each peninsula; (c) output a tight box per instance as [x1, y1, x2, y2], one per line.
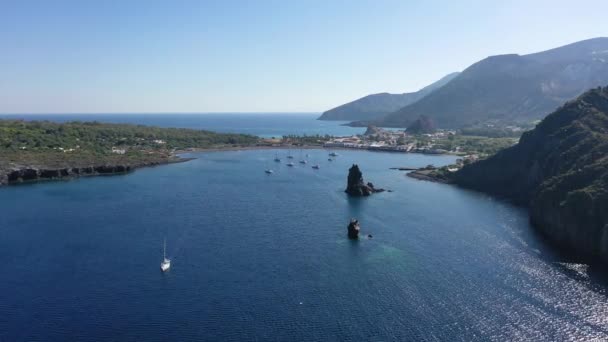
[0, 120, 259, 186]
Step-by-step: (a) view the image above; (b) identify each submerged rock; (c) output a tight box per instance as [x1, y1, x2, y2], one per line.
[345, 164, 384, 196]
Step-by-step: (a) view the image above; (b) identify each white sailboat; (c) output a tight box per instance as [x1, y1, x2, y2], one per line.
[265, 161, 274, 174]
[160, 239, 171, 272]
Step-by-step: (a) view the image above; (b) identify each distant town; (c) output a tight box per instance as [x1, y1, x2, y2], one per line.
[263, 125, 521, 169]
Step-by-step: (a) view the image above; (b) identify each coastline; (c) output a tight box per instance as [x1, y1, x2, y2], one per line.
[2, 143, 454, 188]
[0, 144, 328, 188]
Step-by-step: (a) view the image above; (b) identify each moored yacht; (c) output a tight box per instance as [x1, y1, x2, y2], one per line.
[160, 239, 171, 272]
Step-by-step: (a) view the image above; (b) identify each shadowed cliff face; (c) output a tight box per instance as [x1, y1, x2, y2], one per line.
[451, 86, 608, 263]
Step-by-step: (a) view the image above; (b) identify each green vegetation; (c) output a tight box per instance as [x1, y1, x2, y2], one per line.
[0, 120, 258, 168]
[450, 86, 608, 263]
[459, 124, 531, 138]
[432, 135, 518, 156]
[281, 134, 333, 145]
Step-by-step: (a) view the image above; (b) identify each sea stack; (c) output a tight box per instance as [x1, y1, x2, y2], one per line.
[347, 219, 360, 239]
[345, 164, 384, 196]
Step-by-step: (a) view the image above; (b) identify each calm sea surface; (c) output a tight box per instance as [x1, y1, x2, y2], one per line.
[1, 115, 608, 341]
[0, 113, 364, 138]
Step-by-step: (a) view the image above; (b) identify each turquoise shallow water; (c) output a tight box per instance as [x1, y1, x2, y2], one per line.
[1, 149, 608, 341]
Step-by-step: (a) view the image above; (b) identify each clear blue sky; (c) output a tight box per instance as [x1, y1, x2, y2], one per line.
[1, 0, 607, 113]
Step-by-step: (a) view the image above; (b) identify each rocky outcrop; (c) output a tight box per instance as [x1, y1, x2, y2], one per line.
[345, 164, 384, 196]
[450, 86, 608, 264]
[1, 165, 134, 185]
[364, 125, 382, 136]
[406, 115, 436, 134]
[347, 219, 360, 239]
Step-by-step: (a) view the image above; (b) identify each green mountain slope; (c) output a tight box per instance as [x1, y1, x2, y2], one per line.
[451, 86, 608, 263]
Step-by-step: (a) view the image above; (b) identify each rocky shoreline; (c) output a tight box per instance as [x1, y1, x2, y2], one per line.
[0, 158, 193, 187]
[406, 169, 450, 183]
[0, 143, 333, 188]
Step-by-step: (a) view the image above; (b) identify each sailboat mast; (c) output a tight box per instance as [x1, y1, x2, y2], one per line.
[163, 239, 166, 260]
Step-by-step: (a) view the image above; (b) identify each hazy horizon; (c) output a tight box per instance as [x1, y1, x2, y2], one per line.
[1, 0, 607, 114]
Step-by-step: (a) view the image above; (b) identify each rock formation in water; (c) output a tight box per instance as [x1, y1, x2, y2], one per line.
[345, 164, 384, 196]
[347, 219, 360, 239]
[450, 86, 608, 264]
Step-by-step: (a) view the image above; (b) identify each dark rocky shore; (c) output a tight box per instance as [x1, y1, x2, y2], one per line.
[0, 158, 193, 186]
[409, 87, 608, 266]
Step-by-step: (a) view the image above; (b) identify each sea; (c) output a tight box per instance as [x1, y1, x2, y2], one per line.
[0, 113, 365, 138]
[1, 114, 608, 341]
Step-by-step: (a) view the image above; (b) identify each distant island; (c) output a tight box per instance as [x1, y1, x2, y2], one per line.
[410, 86, 608, 264]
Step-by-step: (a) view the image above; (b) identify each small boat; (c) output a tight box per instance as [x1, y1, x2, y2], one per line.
[287, 162, 295, 167]
[265, 169, 274, 174]
[312, 165, 320, 169]
[286, 150, 294, 159]
[160, 239, 171, 272]
[299, 160, 307, 164]
[329, 152, 338, 157]
[328, 158, 333, 161]
[274, 153, 281, 162]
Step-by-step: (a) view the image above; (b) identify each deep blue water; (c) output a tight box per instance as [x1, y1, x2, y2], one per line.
[1, 149, 608, 341]
[0, 113, 364, 138]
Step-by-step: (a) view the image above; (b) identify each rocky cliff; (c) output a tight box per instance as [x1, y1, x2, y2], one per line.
[451, 86, 608, 263]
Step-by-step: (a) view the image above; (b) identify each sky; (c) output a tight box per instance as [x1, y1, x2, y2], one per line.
[0, 0, 607, 114]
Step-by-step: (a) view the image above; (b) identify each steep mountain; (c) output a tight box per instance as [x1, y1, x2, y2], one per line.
[318, 72, 459, 121]
[378, 38, 608, 128]
[450, 86, 608, 263]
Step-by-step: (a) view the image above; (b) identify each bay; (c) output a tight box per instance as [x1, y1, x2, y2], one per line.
[1, 148, 607, 341]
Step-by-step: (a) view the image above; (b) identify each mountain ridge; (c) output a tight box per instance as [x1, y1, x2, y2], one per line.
[376, 37, 608, 128]
[317, 72, 459, 121]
